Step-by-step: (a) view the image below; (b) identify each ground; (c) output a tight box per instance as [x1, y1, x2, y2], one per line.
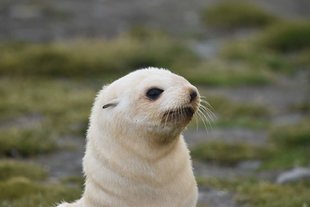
[0, 0, 309, 207]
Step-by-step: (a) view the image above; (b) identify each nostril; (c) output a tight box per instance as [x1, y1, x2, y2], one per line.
[190, 90, 198, 102]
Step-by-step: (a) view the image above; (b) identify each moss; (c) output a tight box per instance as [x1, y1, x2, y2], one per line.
[201, 2, 277, 29]
[191, 141, 267, 165]
[0, 160, 47, 181]
[259, 22, 310, 52]
[0, 177, 82, 207]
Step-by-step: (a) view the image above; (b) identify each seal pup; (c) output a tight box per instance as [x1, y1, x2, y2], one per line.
[57, 67, 203, 207]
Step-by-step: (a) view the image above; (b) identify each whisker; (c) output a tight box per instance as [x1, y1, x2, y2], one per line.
[199, 105, 216, 122]
[197, 109, 208, 131]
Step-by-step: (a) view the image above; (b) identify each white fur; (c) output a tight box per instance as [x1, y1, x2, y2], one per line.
[56, 67, 199, 207]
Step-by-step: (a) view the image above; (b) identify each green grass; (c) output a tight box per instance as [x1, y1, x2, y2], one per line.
[259, 21, 310, 53]
[292, 49, 310, 67]
[209, 96, 270, 119]
[0, 77, 99, 157]
[191, 141, 267, 165]
[0, 128, 57, 157]
[290, 101, 310, 113]
[262, 120, 310, 169]
[181, 61, 272, 86]
[188, 93, 271, 129]
[0, 160, 47, 181]
[220, 40, 293, 73]
[0, 35, 198, 78]
[269, 120, 310, 147]
[220, 22, 310, 73]
[198, 177, 310, 207]
[0, 177, 82, 207]
[207, 95, 270, 128]
[262, 147, 310, 170]
[201, 2, 277, 29]
[0, 77, 95, 135]
[192, 120, 310, 169]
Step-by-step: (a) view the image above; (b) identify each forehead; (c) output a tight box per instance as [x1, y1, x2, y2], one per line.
[131, 70, 188, 89]
[106, 69, 191, 97]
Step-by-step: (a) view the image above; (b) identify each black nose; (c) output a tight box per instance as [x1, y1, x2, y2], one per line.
[190, 90, 198, 102]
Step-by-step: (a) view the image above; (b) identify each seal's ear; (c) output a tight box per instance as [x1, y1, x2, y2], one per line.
[100, 84, 118, 109]
[102, 102, 118, 109]
[102, 97, 119, 109]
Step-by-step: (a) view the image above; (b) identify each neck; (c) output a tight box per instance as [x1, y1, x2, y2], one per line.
[82, 125, 194, 207]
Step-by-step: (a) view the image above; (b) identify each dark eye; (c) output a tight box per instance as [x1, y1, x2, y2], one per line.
[146, 87, 164, 100]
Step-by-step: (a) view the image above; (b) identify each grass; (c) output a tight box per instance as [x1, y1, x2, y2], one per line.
[0, 77, 95, 134]
[191, 141, 267, 165]
[259, 21, 310, 53]
[220, 40, 293, 73]
[0, 160, 83, 207]
[262, 147, 310, 170]
[0, 77, 97, 157]
[208, 96, 270, 119]
[188, 93, 271, 129]
[269, 120, 310, 147]
[0, 35, 198, 78]
[0, 127, 57, 157]
[0, 177, 82, 207]
[292, 49, 310, 67]
[0, 24, 308, 207]
[181, 61, 272, 86]
[0, 160, 47, 181]
[290, 101, 310, 113]
[198, 177, 310, 207]
[201, 2, 277, 29]
[206, 95, 270, 128]
[220, 22, 310, 73]
[192, 119, 310, 169]
[262, 120, 310, 169]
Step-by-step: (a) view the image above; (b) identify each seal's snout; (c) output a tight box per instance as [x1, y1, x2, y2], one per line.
[189, 90, 198, 103]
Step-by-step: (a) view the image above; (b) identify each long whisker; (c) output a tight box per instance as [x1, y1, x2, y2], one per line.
[199, 105, 216, 123]
[197, 109, 208, 131]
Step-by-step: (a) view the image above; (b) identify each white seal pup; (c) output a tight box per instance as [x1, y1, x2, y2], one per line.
[57, 67, 202, 207]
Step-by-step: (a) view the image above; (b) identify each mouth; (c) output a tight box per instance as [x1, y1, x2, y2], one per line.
[161, 106, 195, 124]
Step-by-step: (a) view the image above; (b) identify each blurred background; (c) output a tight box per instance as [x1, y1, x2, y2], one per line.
[0, 0, 309, 206]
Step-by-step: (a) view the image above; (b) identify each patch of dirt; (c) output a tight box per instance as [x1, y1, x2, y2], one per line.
[0, 113, 45, 130]
[185, 128, 267, 147]
[32, 136, 84, 180]
[198, 188, 240, 207]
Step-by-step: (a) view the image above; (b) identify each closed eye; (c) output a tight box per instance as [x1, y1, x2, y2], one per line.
[146, 87, 164, 101]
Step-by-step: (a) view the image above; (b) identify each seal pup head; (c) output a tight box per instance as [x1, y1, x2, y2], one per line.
[90, 67, 200, 144]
